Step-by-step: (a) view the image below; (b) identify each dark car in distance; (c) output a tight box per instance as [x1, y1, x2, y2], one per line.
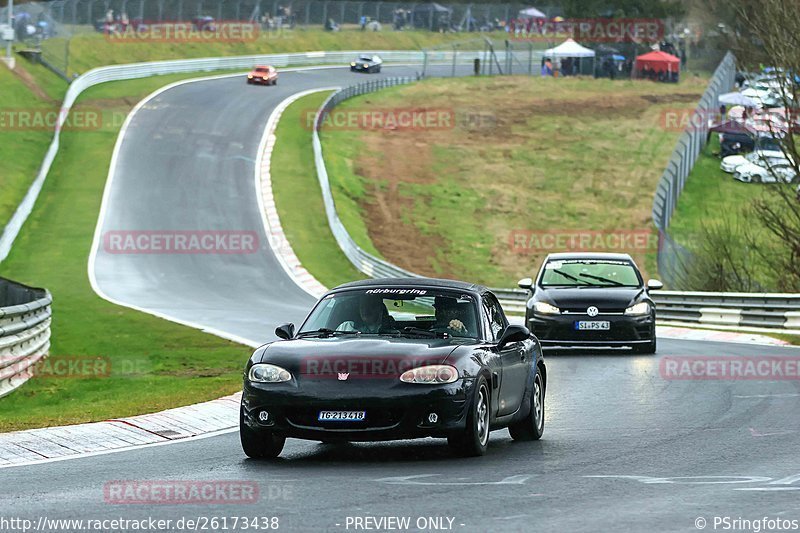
[519, 253, 661, 353]
[240, 278, 546, 459]
[350, 54, 383, 73]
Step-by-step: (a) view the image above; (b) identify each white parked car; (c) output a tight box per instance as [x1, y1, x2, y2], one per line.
[733, 159, 798, 183]
[720, 150, 785, 173]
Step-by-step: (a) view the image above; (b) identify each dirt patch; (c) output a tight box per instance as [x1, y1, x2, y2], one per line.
[11, 63, 55, 103]
[356, 134, 454, 277]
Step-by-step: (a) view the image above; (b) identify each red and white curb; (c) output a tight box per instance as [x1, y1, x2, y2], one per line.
[0, 392, 240, 468]
[254, 88, 340, 299]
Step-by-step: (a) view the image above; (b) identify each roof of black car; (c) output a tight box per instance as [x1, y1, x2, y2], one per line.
[544, 252, 634, 261]
[332, 277, 487, 293]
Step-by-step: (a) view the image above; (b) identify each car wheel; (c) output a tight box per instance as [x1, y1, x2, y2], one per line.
[509, 366, 545, 441]
[239, 408, 285, 459]
[376, 66, 381, 73]
[272, 79, 277, 85]
[448, 376, 490, 456]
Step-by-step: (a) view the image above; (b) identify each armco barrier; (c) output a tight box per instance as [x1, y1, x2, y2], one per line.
[0, 49, 489, 264]
[0, 278, 52, 398]
[488, 288, 800, 330]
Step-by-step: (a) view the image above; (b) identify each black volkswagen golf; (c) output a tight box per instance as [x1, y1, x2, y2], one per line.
[519, 253, 661, 353]
[240, 278, 546, 459]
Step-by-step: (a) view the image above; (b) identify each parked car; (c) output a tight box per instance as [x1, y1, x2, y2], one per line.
[519, 253, 661, 354]
[247, 65, 278, 85]
[733, 160, 798, 183]
[240, 277, 546, 459]
[721, 150, 785, 173]
[350, 54, 383, 73]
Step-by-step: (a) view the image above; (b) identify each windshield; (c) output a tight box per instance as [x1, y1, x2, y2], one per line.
[254, 67, 269, 72]
[539, 259, 642, 287]
[299, 288, 480, 338]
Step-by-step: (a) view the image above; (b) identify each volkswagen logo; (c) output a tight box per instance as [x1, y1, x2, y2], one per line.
[587, 306, 599, 317]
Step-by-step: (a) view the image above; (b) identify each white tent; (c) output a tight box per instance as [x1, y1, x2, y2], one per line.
[518, 7, 546, 18]
[544, 38, 596, 58]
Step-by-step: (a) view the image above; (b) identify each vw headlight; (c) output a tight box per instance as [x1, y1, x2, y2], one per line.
[400, 365, 458, 384]
[247, 74, 253, 78]
[534, 301, 560, 315]
[350, 62, 356, 66]
[248, 363, 292, 383]
[624, 302, 651, 316]
[363, 63, 369, 68]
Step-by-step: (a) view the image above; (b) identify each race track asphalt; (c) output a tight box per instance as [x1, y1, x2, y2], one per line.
[1, 65, 798, 533]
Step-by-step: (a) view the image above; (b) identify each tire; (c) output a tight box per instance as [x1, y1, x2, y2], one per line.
[509, 366, 545, 441]
[448, 376, 490, 456]
[272, 79, 277, 85]
[240, 408, 285, 459]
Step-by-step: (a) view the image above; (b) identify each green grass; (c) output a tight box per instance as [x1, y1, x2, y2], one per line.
[40, 28, 510, 77]
[319, 75, 709, 287]
[0, 71, 261, 432]
[0, 64, 67, 233]
[271, 91, 365, 288]
[667, 135, 788, 289]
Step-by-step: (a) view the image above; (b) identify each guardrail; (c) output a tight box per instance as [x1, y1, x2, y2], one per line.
[486, 288, 800, 330]
[0, 49, 483, 264]
[0, 277, 52, 398]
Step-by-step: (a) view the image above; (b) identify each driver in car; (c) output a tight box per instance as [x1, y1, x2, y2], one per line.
[337, 296, 396, 334]
[432, 297, 469, 336]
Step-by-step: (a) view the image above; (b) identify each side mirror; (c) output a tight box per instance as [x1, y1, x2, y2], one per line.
[498, 325, 530, 349]
[275, 323, 295, 340]
[647, 279, 663, 291]
[517, 277, 533, 290]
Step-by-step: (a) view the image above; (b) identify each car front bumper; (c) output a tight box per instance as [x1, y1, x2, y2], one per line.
[241, 378, 476, 441]
[528, 312, 654, 347]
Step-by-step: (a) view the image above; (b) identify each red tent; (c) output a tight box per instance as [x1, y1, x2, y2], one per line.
[634, 50, 680, 74]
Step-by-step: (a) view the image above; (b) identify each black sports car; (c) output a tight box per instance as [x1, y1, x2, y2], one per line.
[350, 54, 383, 73]
[240, 278, 546, 458]
[519, 252, 662, 353]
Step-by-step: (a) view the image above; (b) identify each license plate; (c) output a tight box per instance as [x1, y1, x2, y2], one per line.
[575, 321, 611, 330]
[318, 410, 366, 422]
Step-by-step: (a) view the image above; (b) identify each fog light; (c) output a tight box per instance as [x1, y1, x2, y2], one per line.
[258, 410, 270, 423]
[428, 413, 438, 424]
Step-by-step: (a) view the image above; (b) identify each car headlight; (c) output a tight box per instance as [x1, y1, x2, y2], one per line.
[248, 363, 292, 383]
[534, 301, 560, 315]
[350, 62, 356, 66]
[262, 76, 268, 80]
[625, 302, 651, 316]
[400, 365, 458, 384]
[247, 75, 253, 78]
[363, 63, 369, 68]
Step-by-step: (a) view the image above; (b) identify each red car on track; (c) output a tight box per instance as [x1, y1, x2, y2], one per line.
[247, 66, 278, 85]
